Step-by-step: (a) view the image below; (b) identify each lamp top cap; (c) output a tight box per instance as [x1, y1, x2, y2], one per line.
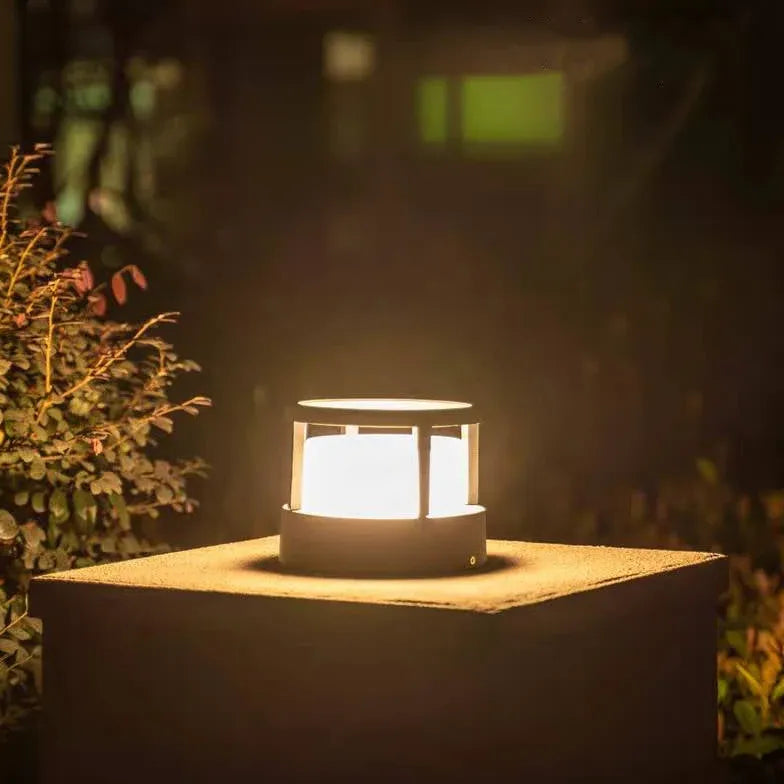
[294, 398, 478, 427]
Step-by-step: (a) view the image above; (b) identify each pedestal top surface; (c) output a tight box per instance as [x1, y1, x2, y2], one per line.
[35, 536, 725, 614]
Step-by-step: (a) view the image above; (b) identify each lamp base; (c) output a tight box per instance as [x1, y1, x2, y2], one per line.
[279, 506, 486, 576]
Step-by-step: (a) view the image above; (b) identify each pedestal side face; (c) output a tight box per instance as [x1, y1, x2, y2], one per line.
[33, 539, 726, 784]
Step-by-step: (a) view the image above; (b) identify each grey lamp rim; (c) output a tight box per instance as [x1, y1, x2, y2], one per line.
[293, 398, 479, 428]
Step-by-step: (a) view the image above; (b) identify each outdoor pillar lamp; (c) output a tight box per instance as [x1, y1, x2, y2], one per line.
[280, 398, 486, 575]
[37, 405, 725, 784]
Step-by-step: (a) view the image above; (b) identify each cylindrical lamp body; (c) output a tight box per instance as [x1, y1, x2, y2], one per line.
[280, 399, 486, 576]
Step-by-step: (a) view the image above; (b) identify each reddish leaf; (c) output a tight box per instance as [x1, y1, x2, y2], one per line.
[80, 263, 94, 292]
[128, 264, 147, 291]
[73, 268, 88, 294]
[41, 201, 57, 223]
[14, 313, 27, 327]
[90, 438, 103, 455]
[89, 293, 107, 317]
[111, 272, 127, 305]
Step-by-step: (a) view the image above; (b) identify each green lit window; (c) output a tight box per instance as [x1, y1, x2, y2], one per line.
[416, 72, 565, 150]
[462, 73, 564, 144]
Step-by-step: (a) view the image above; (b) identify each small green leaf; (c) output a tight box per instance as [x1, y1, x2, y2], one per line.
[14, 491, 29, 506]
[20, 522, 45, 549]
[29, 458, 46, 481]
[0, 359, 11, 375]
[68, 398, 92, 416]
[0, 638, 20, 656]
[31, 492, 46, 514]
[0, 509, 19, 541]
[109, 493, 130, 530]
[7, 625, 30, 641]
[49, 488, 68, 517]
[732, 733, 784, 759]
[771, 677, 784, 703]
[718, 678, 728, 704]
[72, 488, 97, 530]
[46, 520, 58, 547]
[49, 509, 68, 526]
[118, 533, 141, 554]
[726, 630, 747, 658]
[736, 664, 764, 697]
[151, 416, 173, 433]
[696, 458, 718, 485]
[54, 548, 70, 571]
[60, 530, 79, 551]
[155, 485, 173, 504]
[734, 699, 762, 736]
[100, 472, 122, 495]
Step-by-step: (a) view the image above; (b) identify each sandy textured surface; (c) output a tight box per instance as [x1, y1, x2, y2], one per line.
[34, 536, 725, 613]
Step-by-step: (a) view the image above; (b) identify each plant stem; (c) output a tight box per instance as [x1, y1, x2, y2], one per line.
[4, 226, 48, 306]
[44, 294, 57, 393]
[37, 312, 180, 422]
[0, 150, 20, 252]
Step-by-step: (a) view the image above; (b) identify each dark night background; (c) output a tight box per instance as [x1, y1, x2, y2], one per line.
[2, 0, 783, 548]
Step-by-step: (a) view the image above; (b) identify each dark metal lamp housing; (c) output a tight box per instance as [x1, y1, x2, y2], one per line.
[280, 398, 486, 576]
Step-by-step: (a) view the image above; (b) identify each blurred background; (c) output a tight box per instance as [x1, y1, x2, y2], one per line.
[2, 0, 783, 548]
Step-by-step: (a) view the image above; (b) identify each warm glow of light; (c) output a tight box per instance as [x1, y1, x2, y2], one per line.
[300, 433, 468, 519]
[299, 398, 471, 412]
[323, 32, 376, 82]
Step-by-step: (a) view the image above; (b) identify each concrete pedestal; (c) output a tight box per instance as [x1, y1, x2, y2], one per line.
[33, 537, 725, 784]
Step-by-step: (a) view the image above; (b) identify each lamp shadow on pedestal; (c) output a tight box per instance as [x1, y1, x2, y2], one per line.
[242, 553, 519, 580]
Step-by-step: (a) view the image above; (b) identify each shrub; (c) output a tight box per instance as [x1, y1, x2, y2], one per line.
[543, 451, 784, 767]
[644, 477, 784, 762]
[0, 146, 209, 737]
[583, 461, 784, 766]
[718, 549, 784, 760]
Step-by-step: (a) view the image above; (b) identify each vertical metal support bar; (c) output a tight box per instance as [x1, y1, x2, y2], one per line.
[415, 425, 431, 520]
[462, 423, 479, 505]
[289, 422, 307, 510]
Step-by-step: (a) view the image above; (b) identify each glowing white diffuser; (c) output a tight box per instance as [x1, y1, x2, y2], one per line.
[280, 398, 486, 575]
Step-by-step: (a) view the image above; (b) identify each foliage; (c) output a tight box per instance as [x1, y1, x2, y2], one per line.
[651, 478, 784, 763]
[571, 458, 784, 767]
[0, 146, 209, 738]
[718, 554, 784, 760]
